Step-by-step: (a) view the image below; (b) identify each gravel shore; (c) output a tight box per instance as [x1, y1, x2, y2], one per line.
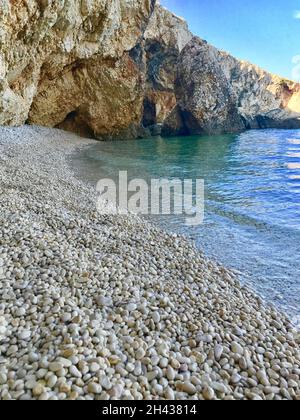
[0, 126, 299, 400]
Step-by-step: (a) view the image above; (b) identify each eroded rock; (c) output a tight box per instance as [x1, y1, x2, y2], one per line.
[164, 37, 300, 135]
[0, 1, 300, 139]
[0, 0, 156, 138]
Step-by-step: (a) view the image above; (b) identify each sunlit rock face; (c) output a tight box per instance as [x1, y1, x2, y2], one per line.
[0, 0, 156, 139]
[163, 37, 300, 136]
[0, 1, 300, 139]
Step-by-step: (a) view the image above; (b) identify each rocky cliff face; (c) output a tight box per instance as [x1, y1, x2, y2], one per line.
[0, 1, 300, 139]
[0, 0, 157, 139]
[142, 4, 192, 132]
[163, 38, 300, 136]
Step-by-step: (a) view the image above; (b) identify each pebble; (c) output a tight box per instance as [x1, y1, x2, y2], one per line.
[212, 382, 227, 394]
[181, 382, 197, 395]
[0, 373, 7, 385]
[202, 386, 215, 400]
[47, 375, 58, 388]
[69, 366, 82, 378]
[231, 373, 242, 384]
[32, 384, 45, 397]
[28, 353, 39, 363]
[109, 384, 124, 399]
[7, 345, 18, 356]
[257, 370, 269, 386]
[19, 330, 31, 341]
[89, 363, 100, 373]
[231, 342, 244, 355]
[88, 382, 102, 395]
[214, 345, 224, 361]
[15, 308, 26, 317]
[61, 313, 72, 323]
[58, 358, 72, 368]
[166, 366, 176, 381]
[61, 348, 75, 359]
[49, 363, 63, 373]
[96, 296, 112, 307]
[135, 348, 146, 360]
[165, 387, 175, 400]
[152, 311, 161, 324]
[126, 303, 137, 312]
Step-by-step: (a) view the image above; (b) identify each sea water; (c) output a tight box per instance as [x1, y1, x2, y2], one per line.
[71, 129, 300, 325]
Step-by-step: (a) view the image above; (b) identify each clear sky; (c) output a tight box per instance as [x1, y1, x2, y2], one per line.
[160, 0, 300, 81]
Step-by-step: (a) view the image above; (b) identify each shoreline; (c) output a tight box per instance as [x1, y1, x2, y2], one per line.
[0, 126, 299, 400]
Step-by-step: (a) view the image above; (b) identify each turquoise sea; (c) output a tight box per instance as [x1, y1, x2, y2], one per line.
[72, 129, 300, 325]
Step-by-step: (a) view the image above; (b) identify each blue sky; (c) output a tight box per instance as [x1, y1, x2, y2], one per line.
[160, 0, 300, 80]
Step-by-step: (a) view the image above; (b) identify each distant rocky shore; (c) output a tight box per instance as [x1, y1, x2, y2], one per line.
[0, 126, 299, 400]
[1, 1, 300, 141]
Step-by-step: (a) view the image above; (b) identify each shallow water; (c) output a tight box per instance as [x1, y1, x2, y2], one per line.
[71, 129, 300, 325]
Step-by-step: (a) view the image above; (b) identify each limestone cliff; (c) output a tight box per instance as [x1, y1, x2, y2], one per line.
[142, 4, 192, 131]
[0, 0, 156, 139]
[0, 1, 300, 139]
[163, 38, 300, 136]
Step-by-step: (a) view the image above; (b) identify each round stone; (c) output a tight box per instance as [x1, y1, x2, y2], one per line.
[88, 382, 102, 394]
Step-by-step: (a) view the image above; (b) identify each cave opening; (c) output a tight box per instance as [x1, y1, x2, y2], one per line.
[56, 110, 95, 139]
[142, 98, 157, 128]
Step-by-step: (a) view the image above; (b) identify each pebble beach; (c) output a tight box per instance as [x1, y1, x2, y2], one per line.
[0, 126, 299, 401]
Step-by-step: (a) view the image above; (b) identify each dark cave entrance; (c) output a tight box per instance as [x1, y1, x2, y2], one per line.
[56, 110, 95, 139]
[142, 98, 157, 127]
